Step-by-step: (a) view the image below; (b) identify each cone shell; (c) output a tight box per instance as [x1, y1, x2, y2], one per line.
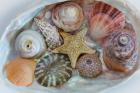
[76, 53, 102, 78]
[34, 18, 62, 50]
[52, 2, 84, 32]
[35, 53, 72, 87]
[85, 1, 125, 46]
[103, 24, 138, 73]
[5, 58, 36, 86]
[15, 30, 47, 58]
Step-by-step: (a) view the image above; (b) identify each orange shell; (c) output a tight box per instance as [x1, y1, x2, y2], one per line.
[5, 58, 36, 86]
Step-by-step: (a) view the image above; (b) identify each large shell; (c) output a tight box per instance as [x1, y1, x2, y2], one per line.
[5, 58, 36, 86]
[52, 2, 84, 32]
[85, 1, 125, 46]
[34, 18, 62, 50]
[35, 53, 72, 87]
[15, 30, 47, 58]
[76, 53, 102, 78]
[103, 24, 138, 73]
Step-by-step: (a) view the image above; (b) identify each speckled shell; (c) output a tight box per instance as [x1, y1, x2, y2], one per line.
[103, 25, 138, 73]
[34, 18, 62, 50]
[85, 1, 125, 46]
[76, 53, 102, 78]
[52, 2, 84, 32]
[5, 58, 36, 86]
[15, 30, 47, 58]
[35, 53, 72, 87]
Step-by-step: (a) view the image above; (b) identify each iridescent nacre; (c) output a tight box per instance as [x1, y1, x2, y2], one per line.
[76, 53, 102, 78]
[35, 53, 72, 87]
[15, 30, 46, 58]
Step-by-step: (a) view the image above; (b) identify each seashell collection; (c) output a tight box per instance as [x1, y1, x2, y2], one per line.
[4, 0, 138, 88]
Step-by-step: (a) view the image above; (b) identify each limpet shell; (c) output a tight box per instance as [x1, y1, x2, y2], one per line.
[35, 53, 72, 87]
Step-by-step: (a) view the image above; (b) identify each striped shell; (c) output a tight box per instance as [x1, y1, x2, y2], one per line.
[103, 24, 138, 73]
[15, 30, 46, 58]
[5, 58, 36, 86]
[35, 53, 72, 87]
[76, 53, 102, 78]
[34, 18, 62, 50]
[52, 2, 84, 32]
[85, 1, 125, 46]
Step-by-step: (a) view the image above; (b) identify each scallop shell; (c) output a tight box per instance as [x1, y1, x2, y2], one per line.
[52, 2, 84, 32]
[5, 58, 36, 86]
[15, 30, 47, 58]
[85, 1, 125, 46]
[35, 53, 72, 87]
[76, 53, 102, 78]
[103, 25, 138, 73]
[34, 18, 62, 50]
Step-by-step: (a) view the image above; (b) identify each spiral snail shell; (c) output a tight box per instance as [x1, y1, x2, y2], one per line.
[103, 26, 138, 73]
[34, 18, 62, 50]
[15, 30, 47, 58]
[35, 53, 72, 87]
[52, 2, 84, 32]
[85, 1, 125, 46]
[76, 53, 102, 78]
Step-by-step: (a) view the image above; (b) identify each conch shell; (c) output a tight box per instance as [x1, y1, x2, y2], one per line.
[52, 2, 84, 32]
[15, 30, 46, 58]
[5, 58, 36, 86]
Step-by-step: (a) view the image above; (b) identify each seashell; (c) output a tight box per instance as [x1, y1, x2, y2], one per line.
[52, 2, 84, 32]
[85, 1, 125, 46]
[34, 18, 62, 50]
[5, 58, 36, 86]
[76, 53, 102, 78]
[35, 53, 72, 87]
[103, 25, 138, 73]
[15, 30, 46, 58]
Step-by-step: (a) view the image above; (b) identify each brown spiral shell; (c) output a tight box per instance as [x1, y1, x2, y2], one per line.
[103, 25, 138, 73]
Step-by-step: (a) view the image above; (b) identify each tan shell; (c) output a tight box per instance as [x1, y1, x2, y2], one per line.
[5, 58, 36, 86]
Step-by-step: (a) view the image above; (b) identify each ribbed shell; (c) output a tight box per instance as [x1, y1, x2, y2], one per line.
[103, 25, 138, 73]
[76, 53, 102, 78]
[35, 53, 72, 87]
[15, 30, 46, 58]
[52, 2, 84, 32]
[85, 1, 125, 46]
[34, 18, 62, 50]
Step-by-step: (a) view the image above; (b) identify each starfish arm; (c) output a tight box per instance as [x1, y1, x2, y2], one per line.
[68, 52, 81, 68]
[77, 26, 88, 37]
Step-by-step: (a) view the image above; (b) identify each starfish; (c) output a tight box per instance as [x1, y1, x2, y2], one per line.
[53, 26, 96, 68]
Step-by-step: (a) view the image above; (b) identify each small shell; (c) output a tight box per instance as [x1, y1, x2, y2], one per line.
[15, 30, 47, 58]
[52, 2, 84, 32]
[34, 18, 62, 50]
[5, 58, 36, 86]
[85, 1, 125, 46]
[103, 25, 138, 73]
[35, 53, 72, 87]
[76, 53, 102, 78]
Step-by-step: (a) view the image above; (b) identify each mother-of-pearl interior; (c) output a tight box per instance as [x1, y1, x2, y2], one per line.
[0, 0, 140, 93]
